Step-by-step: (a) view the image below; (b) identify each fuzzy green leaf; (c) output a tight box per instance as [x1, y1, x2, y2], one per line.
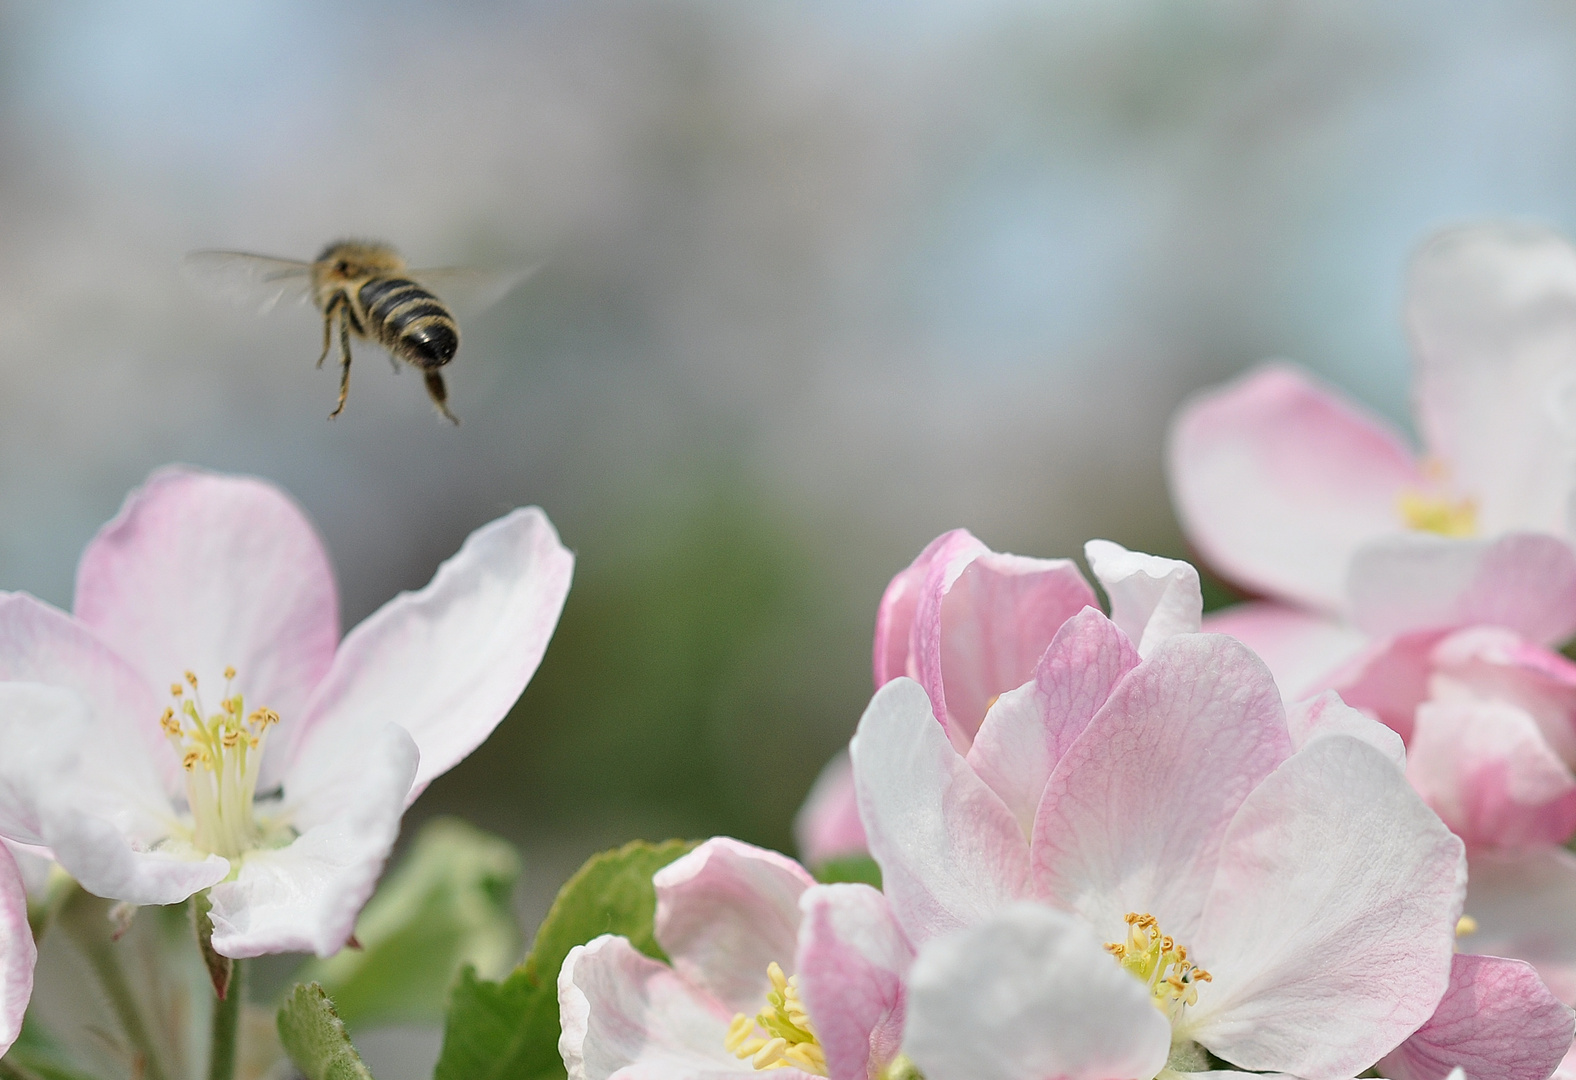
[297, 818, 522, 1029]
[277, 984, 373, 1080]
[434, 838, 696, 1080]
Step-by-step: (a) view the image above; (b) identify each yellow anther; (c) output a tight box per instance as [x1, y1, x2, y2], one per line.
[727, 962, 828, 1076]
[221, 730, 241, 749]
[159, 708, 181, 737]
[1457, 915, 1478, 938]
[1398, 491, 1477, 537]
[162, 666, 279, 861]
[223, 666, 237, 681]
[249, 708, 279, 729]
[185, 671, 199, 688]
[170, 683, 184, 697]
[181, 750, 203, 772]
[1106, 912, 1209, 1022]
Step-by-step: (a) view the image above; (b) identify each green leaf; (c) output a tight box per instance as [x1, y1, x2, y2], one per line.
[434, 838, 697, 1080]
[296, 817, 523, 1029]
[277, 984, 373, 1080]
[813, 855, 881, 888]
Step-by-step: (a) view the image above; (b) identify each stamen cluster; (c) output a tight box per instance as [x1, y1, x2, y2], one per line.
[160, 667, 278, 860]
[1105, 912, 1212, 1021]
[724, 962, 829, 1076]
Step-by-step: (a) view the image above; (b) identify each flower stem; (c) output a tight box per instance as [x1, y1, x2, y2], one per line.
[57, 890, 170, 1080]
[207, 958, 245, 1080]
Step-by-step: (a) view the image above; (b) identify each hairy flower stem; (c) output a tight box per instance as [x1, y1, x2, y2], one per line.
[57, 889, 170, 1080]
[208, 958, 245, 1080]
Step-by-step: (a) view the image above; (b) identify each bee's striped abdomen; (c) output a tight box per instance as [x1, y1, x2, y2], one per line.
[358, 276, 459, 370]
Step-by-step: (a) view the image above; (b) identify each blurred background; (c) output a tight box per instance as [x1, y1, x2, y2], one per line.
[2, 0, 1575, 1037]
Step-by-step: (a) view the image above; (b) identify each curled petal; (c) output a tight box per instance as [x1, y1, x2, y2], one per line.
[1285, 691, 1406, 770]
[1379, 954, 1573, 1080]
[1167, 361, 1421, 614]
[1083, 540, 1202, 657]
[795, 884, 911, 1080]
[653, 838, 815, 1017]
[291, 506, 573, 799]
[903, 904, 1171, 1080]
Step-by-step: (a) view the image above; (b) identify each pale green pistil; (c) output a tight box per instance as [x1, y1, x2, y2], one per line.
[160, 668, 278, 861]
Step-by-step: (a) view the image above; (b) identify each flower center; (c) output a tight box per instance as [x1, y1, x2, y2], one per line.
[1105, 912, 1211, 1022]
[1397, 490, 1478, 537]
[724, 962, 828, 1076]
[160, 668, 278, 861]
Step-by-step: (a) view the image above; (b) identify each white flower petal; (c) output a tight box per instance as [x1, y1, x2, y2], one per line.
[903, 904, 1171, 1080]
[1084, 541, 1202, 657]
[1188, 736, 1464, 1079]
[850, 679, 1028, 946]
[1285, 691, 1406, 770]
[289, 507, 572, 800]
[208, 722, 418, 957]
[0, 844, 34, 1056]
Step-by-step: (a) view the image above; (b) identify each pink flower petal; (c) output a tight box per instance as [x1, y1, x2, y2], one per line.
[1327, 630, 1449, 743]
[0, 844, 34, 1056]
[903, 904, 1171, 1080]
[73, 467, 340, 725]
[850, 678, 1029, 946]
[0, 592, 172, 789]
[1202, 602, 1367, 702]
[1462, 847, 1576, 1004]
[1349, 532, 1576, 646]
[1083, 541, 1201, 657]
[1167, 361, 1422, 614]
[1431, 627, 1576, 766]
[209, 721, 418, 957]
[1406, 697, 1576, 848]
[872, 530, 965, 687]
[559, 935, 780, 1080]
[966, 608, 1137, 835]
[897, 530, 1096, 752]
[792, 751, 867, 867]
[291, 506, 573, 801]
[795, 883, 912, 1080]
[1379, 954, 1574, 1080]
[1031, 634, 1290, 943]
[652, 838, 815, 1017]
[1285, 691, 1405, 770]
[1407, 223, 1576, 537]
[1187, 736, 1465, 1080]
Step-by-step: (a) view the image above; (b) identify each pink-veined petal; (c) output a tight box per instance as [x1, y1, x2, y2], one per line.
[903, 903, 1171, 1080]
[558, 935, 793, 1080]
[1032, 634, 1290, 943]
[795, 884, 911, 1080]
[291, 507, 572, 801]
[967, 608, 1137, 835]
[0, 845, 34, 1056]
[652, 838, 814, 1017]
[1348, 532, 1576, 646]
[1202, 602, 1367, 702]
[1462, 847, 1576, 1004]
[1187, 737, 1465, 1080]
[1379, 953, 1573, 1080]
[209, 721, 418, 957]
[1083, 541, 1201, 657]
[903, 531, 1096, 751]
[1406, 697, 1576, 848]
[850, 678, 1028, 946]
[792, 751, 867, 867]
[1285, 691, 1406, 770]
[73, 466, 340, 724]
[1407, 223, 1576, 537]
[1167, 362, 1422, 614]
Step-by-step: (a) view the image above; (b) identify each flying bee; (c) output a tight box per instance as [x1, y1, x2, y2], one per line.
[184, 240, 530, 424]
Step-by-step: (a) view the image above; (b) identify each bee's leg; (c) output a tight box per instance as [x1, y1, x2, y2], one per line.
[424, 371, 460, 426]
[329, 307, 354, 419]
[315, 295, 339, 369]
[387, 351, 402, 374]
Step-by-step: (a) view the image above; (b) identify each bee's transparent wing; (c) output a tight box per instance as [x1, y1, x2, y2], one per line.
[407, 265, 539, 319]
[182, 251, 316, 314]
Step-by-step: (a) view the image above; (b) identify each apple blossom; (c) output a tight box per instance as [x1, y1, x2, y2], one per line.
[1168, 223, 1576, 628]
[0, 466, 573, 957]
[853, 647, 1469, 1079]
[558, 837, 910, 1080]
[0, 842, 37, 1058]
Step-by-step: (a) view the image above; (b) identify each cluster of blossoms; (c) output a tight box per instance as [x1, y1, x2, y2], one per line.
[3, 222, 1576, 1080]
